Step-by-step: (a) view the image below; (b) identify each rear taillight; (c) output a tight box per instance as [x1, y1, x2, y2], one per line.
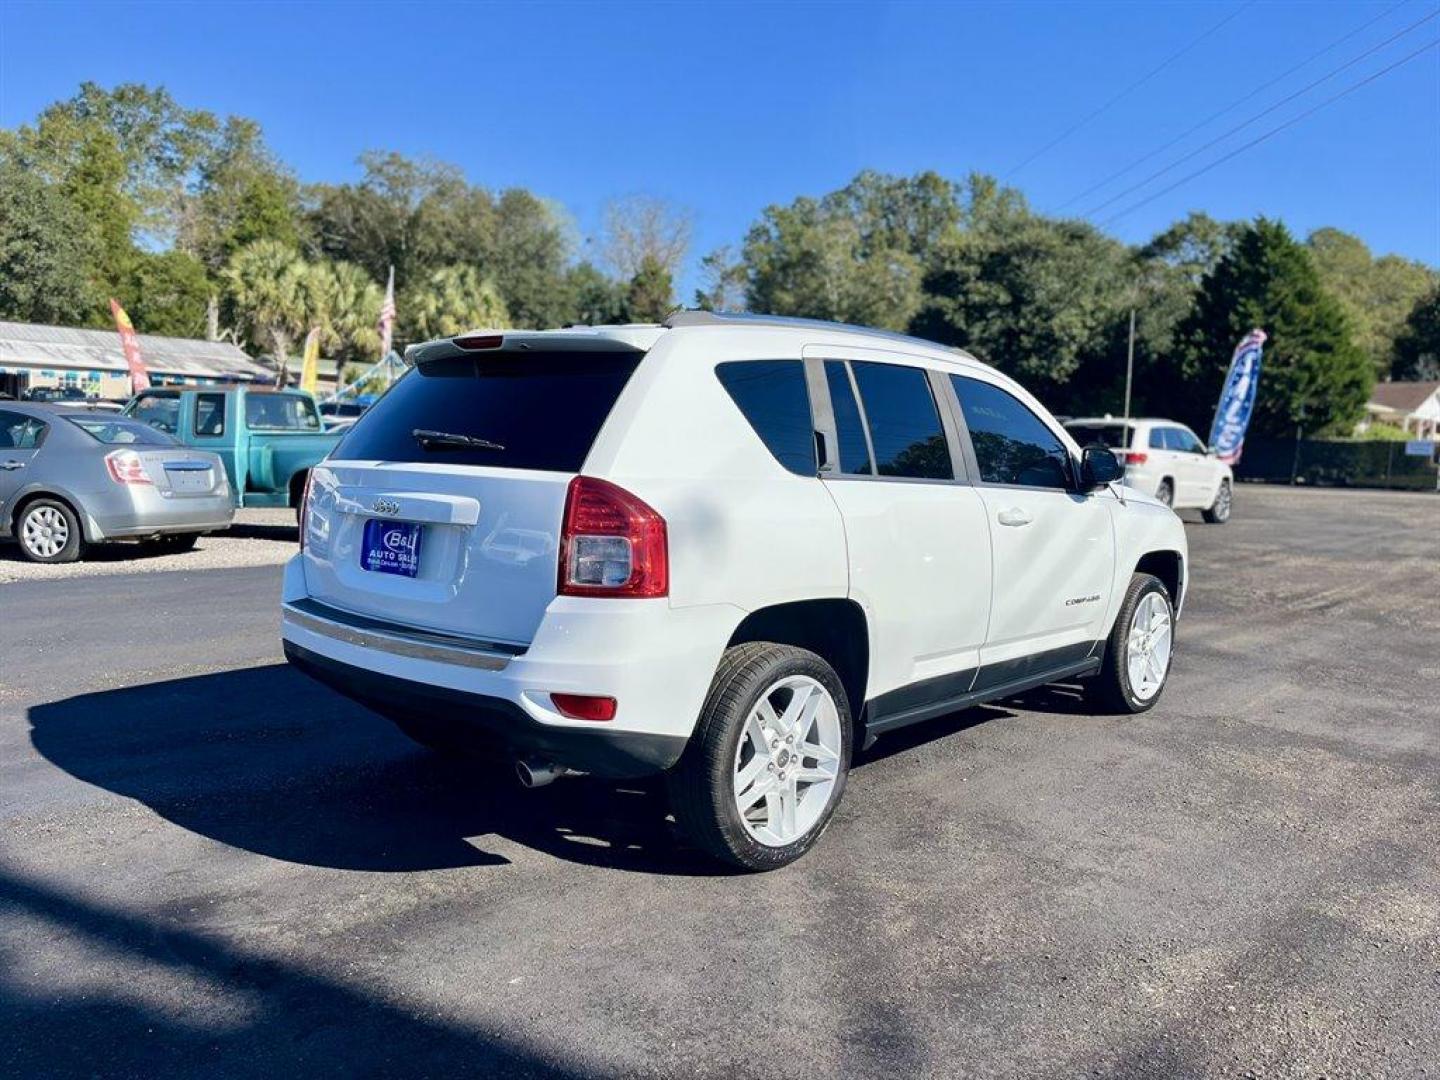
[558, 476, 668, 598]
[298, 471, 314, 552]
[1123, 452, 1148, 465]
[105, 450, 152, 485]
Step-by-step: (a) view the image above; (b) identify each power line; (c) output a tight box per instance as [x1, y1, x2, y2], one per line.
[1056, 0, 1411, 211]
[1082, 7, 1439, 218]
[1006, 1, 1254, 178]
[1098, 37, 1440, 228]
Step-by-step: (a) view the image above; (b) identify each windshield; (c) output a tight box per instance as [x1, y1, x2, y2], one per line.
[336, 352, 640, 471]
[68, 416, 178, 446]
[245, 393, 322, 431]
[1065, 423, 1133, 449]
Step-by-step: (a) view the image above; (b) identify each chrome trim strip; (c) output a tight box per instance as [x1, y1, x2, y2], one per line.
[282, 602, 516, 671]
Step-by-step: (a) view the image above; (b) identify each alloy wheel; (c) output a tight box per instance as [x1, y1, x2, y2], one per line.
[732, 675, 843, 847]
[1126, 591, 1173, 701]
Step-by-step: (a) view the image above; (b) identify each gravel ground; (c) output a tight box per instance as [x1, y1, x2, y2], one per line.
[1, 485, 1437, 1078]
[0, 509, 296, 584]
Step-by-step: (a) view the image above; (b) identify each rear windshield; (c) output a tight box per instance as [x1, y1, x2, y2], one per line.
[68, 416, 178, 446]
[335, 352, 641, 471]
[1065, 423, 1133, 449]
[245, 393, 322, 431]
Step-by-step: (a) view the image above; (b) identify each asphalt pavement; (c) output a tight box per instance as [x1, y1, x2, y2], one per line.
[1, 486, 1437, 1078]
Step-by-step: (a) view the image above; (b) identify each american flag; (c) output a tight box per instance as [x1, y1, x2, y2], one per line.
[377, 265, 396, 358]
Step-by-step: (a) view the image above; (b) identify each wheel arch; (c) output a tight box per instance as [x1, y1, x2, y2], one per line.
[1134, 549, 1184, 612]
[288, 468, 310, 508]
[726, 599, 870, 739]
[9, 487, 94, 541]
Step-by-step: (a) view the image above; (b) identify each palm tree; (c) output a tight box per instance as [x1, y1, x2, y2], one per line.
[223, 240, 309, 383]
[403, 265, 510, 342]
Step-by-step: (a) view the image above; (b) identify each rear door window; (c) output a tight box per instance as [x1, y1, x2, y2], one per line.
[849, 361, 952, 480]
[1149, 427, 1169, 450]
[716, 360, 816, 475]
[336, 352, 641, 472]
[0, 410, 47, 449]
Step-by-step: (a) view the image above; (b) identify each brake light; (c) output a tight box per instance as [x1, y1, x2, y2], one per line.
[551, 693, 618, 722]
[105, 450, 152, 485]
[558, 476, 668, 598]
[298, 471, 314, 552]
[1123, 452, 1148, 465]
[453, 333, 504, 350]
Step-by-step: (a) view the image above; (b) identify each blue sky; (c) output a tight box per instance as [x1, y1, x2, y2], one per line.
[2, 0, 1437, 297]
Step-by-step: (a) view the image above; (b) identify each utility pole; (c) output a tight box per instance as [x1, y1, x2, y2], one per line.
[1289, 400, 1306, 486]
[1122, 306, 1136, 425]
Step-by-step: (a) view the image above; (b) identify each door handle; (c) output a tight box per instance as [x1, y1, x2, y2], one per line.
[0, 461, 25, 471]
[997, 507, 1032, 527]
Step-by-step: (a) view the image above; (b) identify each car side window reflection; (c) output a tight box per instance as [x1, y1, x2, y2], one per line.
[951, 376, 1071, 490]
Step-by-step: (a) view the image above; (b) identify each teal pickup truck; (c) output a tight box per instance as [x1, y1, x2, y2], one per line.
[124, 387, 341, 509]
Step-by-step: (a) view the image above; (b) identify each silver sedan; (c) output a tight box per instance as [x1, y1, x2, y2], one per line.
[0, 403, 233, 563]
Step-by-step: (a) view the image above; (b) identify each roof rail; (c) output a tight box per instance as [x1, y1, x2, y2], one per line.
[662, 309, 963, 355]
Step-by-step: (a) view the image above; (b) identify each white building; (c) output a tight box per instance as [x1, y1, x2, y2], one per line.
[1361, 380, 1440, 440]
[0, 320, 270, 401]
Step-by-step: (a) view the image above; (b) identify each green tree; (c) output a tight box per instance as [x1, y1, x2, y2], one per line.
[1307, 227, 1436, 379]
[565, 262, 628, 325]
[1390, 285, 1440, 382]
[1170, 218, 1372, 438]
[222, 240, 312, 381]
[402, 265, 510, 341]
[0, 139, 101, 324]
[623, 255, 676, 323]
[181, 116, 301, 273]
[693, 246, 747, 312]
[120, 250, 211, 337]
[914, 213, 1129, 392]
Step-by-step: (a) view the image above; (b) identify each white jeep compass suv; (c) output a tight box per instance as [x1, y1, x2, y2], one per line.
[282, 312, 1187, 871]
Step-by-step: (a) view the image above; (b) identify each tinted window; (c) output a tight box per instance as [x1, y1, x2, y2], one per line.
[0, 410, 46, 449]
[195, 393, 226, 437]
[1065, 423, 1132, 449]
[716, 360, 816, 475]
[823, 361, 873, 475]
[953, 376, 1071, 489]
[245, 393, 321, 431]
[130, 394, 180, 434]
[67, 417, 176, 446]
[337, 352, 640, 472]
[1149, 427, 1168, 449]
[1171, 427, 1204, 454]
[850, 362, 951, 480]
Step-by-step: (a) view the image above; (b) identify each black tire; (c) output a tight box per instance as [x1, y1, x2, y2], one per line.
[15, 497, 85, 564]
[1202, 479, 1232, 524]
[1087, 573, 1174, 715]
[668, 642, 853, 872]
[1155, 479, 1174, 508]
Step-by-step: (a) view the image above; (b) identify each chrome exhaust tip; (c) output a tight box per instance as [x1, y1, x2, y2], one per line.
[515, 759, 575, 789]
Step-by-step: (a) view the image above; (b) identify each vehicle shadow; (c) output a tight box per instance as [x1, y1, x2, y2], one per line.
[223, 520, 298, 542]
[26, 665, 721, 878]
[0, 859, 587, 1078]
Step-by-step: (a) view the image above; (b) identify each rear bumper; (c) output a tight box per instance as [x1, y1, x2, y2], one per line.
[88, 489, 234, 539]
[284, 641, 686, 778]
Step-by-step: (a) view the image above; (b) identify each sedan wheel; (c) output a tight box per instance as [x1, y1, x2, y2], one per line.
[18, 499, 84, 563]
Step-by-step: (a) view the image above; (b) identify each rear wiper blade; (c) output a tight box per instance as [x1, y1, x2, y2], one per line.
[412, 428, 505, 451]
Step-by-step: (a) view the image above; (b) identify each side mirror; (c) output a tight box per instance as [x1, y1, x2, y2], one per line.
[1081, 446, 1124, 489]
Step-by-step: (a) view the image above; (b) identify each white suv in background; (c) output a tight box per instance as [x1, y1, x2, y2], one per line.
[281, 313, 1189, 871]
[1065, 417, 1234, 523]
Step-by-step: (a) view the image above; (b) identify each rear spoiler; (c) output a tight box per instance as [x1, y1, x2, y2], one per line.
[405, 331, 649, 368]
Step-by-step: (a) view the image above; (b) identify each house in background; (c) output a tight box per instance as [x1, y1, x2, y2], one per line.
[0, 320, 270, 400]
[1359, 380, 1440, 440]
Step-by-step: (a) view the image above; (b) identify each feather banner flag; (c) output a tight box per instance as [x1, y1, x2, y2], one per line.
[299, 328, 321, 394]
[109, 299, 151, 394]
[1208, 328, 1266, 465]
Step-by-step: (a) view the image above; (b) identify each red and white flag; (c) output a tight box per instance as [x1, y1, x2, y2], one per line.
[377, 265, 396, 359]
[109, 299, 151, 394]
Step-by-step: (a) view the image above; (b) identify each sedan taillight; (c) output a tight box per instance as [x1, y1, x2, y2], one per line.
[558, 476, 668, 598]
[105, 450, 153, 485]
